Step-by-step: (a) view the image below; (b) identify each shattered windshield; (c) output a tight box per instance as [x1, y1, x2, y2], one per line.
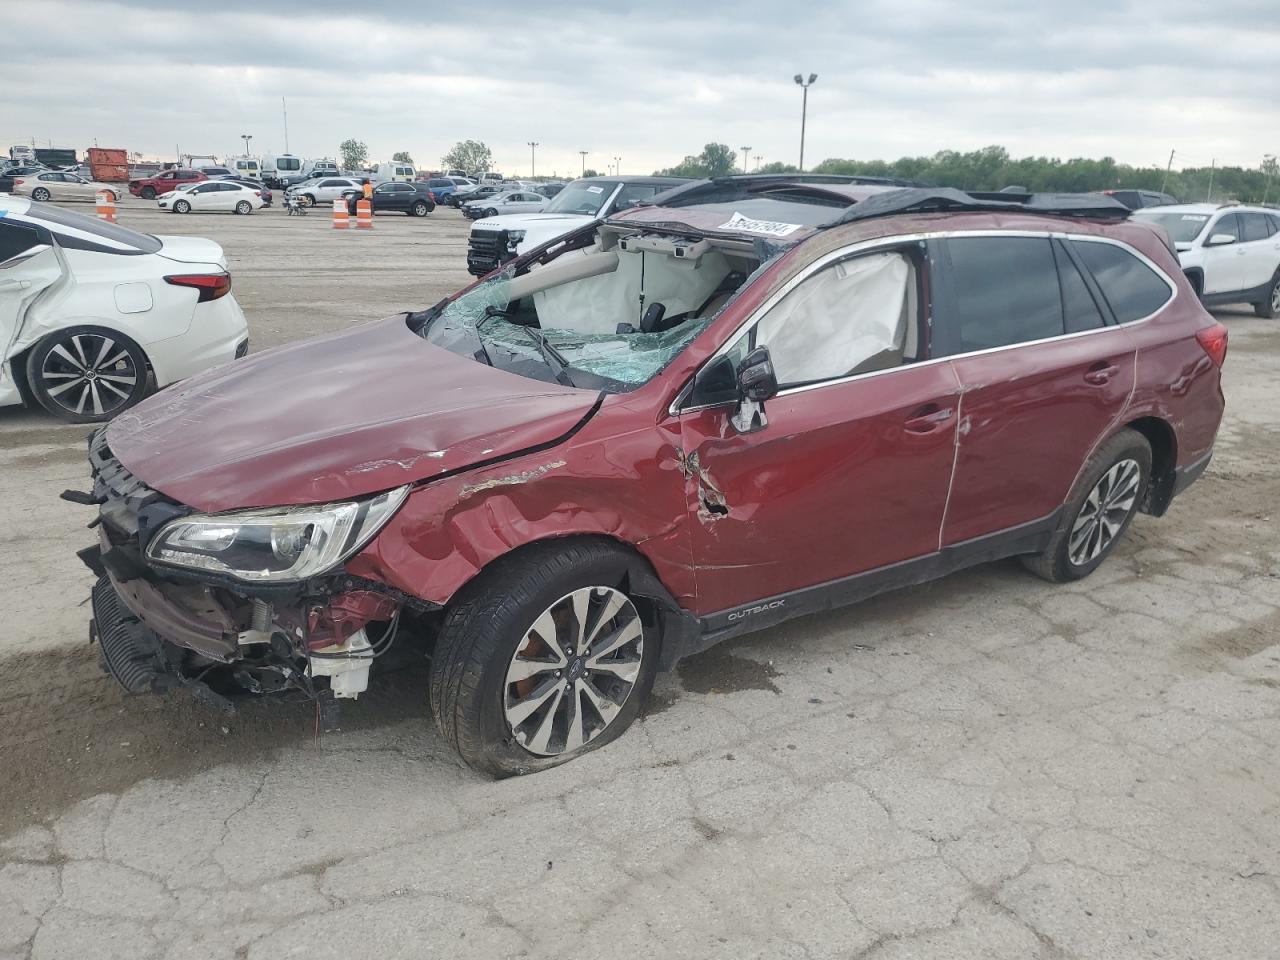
[415, 268, 715, 392]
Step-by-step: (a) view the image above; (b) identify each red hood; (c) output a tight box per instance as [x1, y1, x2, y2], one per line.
[105, 317, 599, 512]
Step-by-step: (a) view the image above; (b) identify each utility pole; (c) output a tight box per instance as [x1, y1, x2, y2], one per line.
[282, 98, 289, 152]
[754, 154, 762, 171]
[527, 141, 538, 178]
[1206, 158, 1216, 202]
[740, 145, 752, 175]
[579, 150, 587, 176]
[1160, 149, 1175, 194]
[794, 73, 817, 171]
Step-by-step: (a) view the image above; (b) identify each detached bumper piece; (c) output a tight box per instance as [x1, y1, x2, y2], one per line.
[466, 230, 510, 276]
[91, 575, 180, 695]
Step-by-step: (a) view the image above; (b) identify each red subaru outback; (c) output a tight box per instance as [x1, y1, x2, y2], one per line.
[76, 178, 1226, 775]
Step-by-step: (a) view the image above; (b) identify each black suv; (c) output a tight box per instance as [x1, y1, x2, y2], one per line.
[346, 181, 436, 217]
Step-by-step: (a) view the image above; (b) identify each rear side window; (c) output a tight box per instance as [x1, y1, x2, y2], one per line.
[21, 203, 162, 255]
[0, 220, 44, 263]
[1071, 240, 1171, 323]
[943, 237, 1063, 352]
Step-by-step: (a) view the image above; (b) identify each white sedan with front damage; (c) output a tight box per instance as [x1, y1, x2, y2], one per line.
[0, 196, 248, 422]
[158, 180, 265, 215]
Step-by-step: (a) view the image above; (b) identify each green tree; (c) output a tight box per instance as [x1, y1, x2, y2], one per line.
[582, 168, 600, 178]
[657, 143, 738, 178]
[339, 139, 369, 171]
[392, 150, 413, 164]
[442, 140, 494, 175]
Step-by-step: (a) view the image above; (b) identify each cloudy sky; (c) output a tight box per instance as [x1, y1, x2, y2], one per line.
[2, 0, 1276, 176]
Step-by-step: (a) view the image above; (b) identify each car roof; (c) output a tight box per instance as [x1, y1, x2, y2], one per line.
[610, 176, 1131, 244]
[1131, 202, 1219, 214]
[574, 175, 692, 187]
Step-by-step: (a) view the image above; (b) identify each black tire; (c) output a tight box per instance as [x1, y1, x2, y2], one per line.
[1021, 429, 1151, 583]
[173, 199, 190, 214]
[235, 200, 252, 215]
[31, 187, 50, 201]
[304, 193, 317, 206]
[429, 539, 661, 777]
[1255, 271, 1280, 319]
[141, 186, 156, 200]
[411, 201, 429, 217]
[25, 326, 149, 423]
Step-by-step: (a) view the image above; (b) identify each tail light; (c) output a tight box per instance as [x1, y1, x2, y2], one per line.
[165, 273, 232, 303]
[1195, 323, 1228, 367]
[14, 179, 24, 186]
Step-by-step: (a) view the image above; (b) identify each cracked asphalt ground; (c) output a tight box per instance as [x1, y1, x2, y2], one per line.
[3, 199, 1279, 959]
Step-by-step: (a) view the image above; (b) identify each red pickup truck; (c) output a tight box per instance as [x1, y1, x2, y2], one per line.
[128, 168, 207, 200]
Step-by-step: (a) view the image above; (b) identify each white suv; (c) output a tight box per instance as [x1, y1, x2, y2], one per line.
[1134, 203, 1280, 317]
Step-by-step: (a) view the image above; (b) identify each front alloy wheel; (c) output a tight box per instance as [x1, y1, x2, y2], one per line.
[504, 587, 644, 757]
[1068, 459, 1141, 566]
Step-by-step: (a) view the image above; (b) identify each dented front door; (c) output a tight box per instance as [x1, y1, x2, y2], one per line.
[677, 363, 962, 618]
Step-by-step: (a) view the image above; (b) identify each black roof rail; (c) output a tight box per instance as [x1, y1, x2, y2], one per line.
[646, 173, 927, 208]
[820, 186, 1131, 227]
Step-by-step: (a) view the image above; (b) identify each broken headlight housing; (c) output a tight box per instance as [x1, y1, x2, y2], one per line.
[505, 229, 526, 252]
[145, 486, 410, 583]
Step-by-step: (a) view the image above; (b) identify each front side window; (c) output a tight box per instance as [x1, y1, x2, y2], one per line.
[1071, 240, 1172, 323]
[752, 250, 919, 386]
[1210, 213, 1240, 242]
[544, 181, 613, 216]
[1239, 213, 1271, 243]
[943, 237, 1063, 353]
[611, 185, 659, 212]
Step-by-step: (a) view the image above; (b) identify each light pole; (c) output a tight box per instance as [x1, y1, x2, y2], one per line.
[614, 156, 622, 176]
[754, 154, 762, 171]
[794, 72, 817, 172]
[579, 150, 588, 176]
[240, 134, 252, 157]
[528, 141, 539, 178]
[740, 146, 752, 175]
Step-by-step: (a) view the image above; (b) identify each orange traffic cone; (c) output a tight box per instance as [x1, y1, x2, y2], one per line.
[356, 199, 373, 229]
[332, 198, 349, 229]
[95, 190, 117, 223]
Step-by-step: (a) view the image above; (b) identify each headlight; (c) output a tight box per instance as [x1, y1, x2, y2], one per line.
[145, 486, 409, 583]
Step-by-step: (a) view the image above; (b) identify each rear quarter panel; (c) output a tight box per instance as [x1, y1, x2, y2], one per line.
[1109, 222, 1225, 466]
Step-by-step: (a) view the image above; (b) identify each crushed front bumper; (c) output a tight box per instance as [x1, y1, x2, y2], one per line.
[76, 429, 435, 708]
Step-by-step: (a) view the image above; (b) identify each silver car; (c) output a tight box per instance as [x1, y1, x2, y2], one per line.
[462, 190, 547, 220]
[286, 177, 363, 207]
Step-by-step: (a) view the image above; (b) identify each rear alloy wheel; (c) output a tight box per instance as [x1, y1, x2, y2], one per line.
[31, 187, 50, 201]
[26, 327, 149, 423]
[1256, 272, 1280, 319]
[430, 540, 660, 776]
[1022, 429, 1151, 582]
[173, 199, 191, 214]
[411, 201, 429, 217]
[235, 200, 252, 214]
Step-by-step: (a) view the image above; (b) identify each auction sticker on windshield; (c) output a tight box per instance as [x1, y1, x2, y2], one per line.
[718, 212, 802, 237]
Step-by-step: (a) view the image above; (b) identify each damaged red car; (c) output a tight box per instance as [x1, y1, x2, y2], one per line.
[75, 177, 1226, 776]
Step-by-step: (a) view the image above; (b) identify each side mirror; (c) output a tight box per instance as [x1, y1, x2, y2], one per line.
[731, 346, 778, 434]
[1206, 233, 1236, 246]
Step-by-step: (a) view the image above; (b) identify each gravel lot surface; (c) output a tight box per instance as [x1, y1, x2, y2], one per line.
[2, 197, 1277, 959]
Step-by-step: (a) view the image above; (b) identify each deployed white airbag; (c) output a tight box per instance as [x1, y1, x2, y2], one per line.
[757, 251, 911, 384]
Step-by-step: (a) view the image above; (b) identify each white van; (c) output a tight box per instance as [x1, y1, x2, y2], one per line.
[226, 156, 261, 179]
[371, 162, 416, 183]
[261, 154, 304, 186]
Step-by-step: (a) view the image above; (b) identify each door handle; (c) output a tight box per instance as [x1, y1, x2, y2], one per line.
[904, 404, 954, 434]
[1084, 361, 1119, 385]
